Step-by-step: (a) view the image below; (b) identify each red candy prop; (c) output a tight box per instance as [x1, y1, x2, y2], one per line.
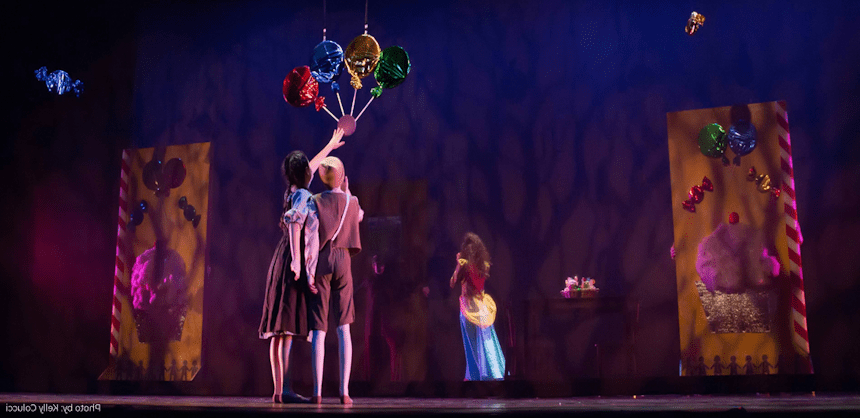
[683, 200, 696, 213]
[729, 212, 739, 224]
[689, 185, 705, 203]
[701, 176, 713, 192]
[681, 176, 714, 213]
[283, 66, 325, 110]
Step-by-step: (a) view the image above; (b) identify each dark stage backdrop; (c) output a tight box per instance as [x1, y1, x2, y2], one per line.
[3, 0, 860, 395]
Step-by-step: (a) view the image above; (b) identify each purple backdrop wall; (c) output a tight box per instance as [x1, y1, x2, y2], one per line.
[3, 0, 860, 395]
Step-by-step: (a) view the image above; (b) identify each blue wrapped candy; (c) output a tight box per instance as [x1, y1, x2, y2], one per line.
[309, 40, 344, 93]
[35, 67, 84, 97]
[727, 120, 757, 165]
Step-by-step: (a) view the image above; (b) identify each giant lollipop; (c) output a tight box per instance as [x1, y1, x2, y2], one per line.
[344, 34, 381, 91]
[283, 65, 338, 121]
[697, 123, 729, 166]
[354, 45, 411, 122]
[371, 46, 411, 97]
[310, 40, 346, 115]
[310, 40, 344, 88]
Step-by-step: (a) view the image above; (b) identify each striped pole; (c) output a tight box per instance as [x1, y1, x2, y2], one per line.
[776, 101, 812, 370]
[109, 150, 132, 360]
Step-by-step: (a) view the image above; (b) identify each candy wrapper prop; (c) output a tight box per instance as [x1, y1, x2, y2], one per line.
[100, 143, 210, 381]
[681, 176, 714, 213]
[35, 66, 84, 97]
[668, 101, 812, 375]
[685, 12, 705, 35]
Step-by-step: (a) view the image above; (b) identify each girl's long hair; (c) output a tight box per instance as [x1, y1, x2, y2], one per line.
[460, 232, 490, 278]
[282, 150, 310, 211]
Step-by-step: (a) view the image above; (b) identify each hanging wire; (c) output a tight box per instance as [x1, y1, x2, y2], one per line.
[364, 0, 369, 34]
[322, 0, 327, 40]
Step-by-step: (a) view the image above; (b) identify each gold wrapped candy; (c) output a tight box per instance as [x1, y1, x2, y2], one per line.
[747, 167, 774, 192]
[343, 34, 381, 90]
[685, 11, 705, 35]
[756, 174, 773, 192]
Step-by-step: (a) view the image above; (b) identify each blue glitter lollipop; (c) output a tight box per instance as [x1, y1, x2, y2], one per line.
[727, 120, 757, 166]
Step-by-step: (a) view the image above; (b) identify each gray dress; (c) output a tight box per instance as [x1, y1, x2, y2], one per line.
[259, 188, 319, 338]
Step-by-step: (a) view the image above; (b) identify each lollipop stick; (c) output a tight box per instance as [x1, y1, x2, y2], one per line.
[355, 96, 375, 122]
[350, 89, 357, 116]
[321, 106, 339, 122]
[336, 92, 345, 117]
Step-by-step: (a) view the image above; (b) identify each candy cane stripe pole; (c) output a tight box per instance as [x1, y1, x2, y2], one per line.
[109, 150, 131, 360]
[776, 101, 811, 370]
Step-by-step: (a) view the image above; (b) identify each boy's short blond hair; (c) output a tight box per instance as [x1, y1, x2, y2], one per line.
[319, 156, 345, 189]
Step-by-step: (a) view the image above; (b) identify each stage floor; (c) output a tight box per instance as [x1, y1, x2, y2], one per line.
[2, 393, 859, 416]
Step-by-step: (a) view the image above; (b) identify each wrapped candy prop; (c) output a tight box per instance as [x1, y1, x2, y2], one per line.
[35, 66, 84, 97]
[747, 166, 782, 202]
[129, 200, 149, 232]
[130, 244, 189, 342]
[685, 11, 705, 35]
[681, 176, 714, 213]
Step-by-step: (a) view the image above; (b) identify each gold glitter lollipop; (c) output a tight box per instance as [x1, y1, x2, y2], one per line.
[344, 33, 381, 90]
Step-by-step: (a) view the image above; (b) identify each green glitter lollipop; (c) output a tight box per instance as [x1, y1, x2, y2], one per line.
[697, 123, 729, 165]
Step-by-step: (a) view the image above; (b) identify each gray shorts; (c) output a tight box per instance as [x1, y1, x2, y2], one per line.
[308, 247, 355, 331]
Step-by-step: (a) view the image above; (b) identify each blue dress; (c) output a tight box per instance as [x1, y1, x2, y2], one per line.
[458, 290, 505, 380]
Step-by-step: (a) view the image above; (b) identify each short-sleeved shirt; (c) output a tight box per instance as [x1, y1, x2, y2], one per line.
[284, 188, 319, 283]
